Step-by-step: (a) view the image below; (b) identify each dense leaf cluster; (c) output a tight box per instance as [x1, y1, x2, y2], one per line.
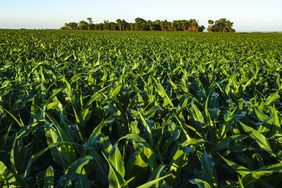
[0, 31, 282, 187]
[208, 19, 235, 33]
[62, 17, 207, 32]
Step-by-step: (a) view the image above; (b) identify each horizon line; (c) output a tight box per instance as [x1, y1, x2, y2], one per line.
[0, 28, 282, 33]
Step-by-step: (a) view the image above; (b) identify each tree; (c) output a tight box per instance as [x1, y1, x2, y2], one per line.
[208, 20, 214, 32]
[97, 23, 104, 30]
[61, 25, 67, 30]
[60, 17, 208, 33]
[208, 18, 235, 32]
[79, 20, 89, 30]
[130, 23, 135, 31]
[148, 20, 153, 31]
[190, 19, 199, 32]
[87, 18, 94, 30]
[103, 20, 110, 30]
[87, 17, 93, 25]
[109, 22, 118, 30]
[123, 20, 130, 30]
[160, 20, 166, 31]
[172, 20, 180, 31]
[208, 20, 214, 25]
[134, 17, 148, 31]
[152, 20, 162, 31]
[116, 19, 123, 31]
[64, 22, 79, 30]
[198, 25, 205, 32]
[161, 20, 172, 31]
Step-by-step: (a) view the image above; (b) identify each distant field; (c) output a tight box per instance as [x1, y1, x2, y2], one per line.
[0, 30, 281, 187]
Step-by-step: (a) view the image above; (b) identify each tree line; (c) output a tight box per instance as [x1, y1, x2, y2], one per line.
[61, 17, 235, 32]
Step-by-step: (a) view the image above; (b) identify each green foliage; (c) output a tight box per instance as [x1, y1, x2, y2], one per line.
[62, 17, 206, 32]
[0, 30, 282, 187]
[208, 18, 235, 32]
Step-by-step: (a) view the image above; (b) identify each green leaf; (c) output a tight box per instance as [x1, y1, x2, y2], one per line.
[198, 150, 217, 186]
[265, 92, 279, 105]
[220, 155, 250, 176]
[148, 165, 166, 181]
[85, 85, 110, 106]
[136, 174, 171, 188]
[108, 144, 125, 178]
[87, 148, 108, 183]
[0, 107, 24, 127]
[240, 122, 273, 154]
[139, 112, 153, 146]
[46, 101, 63, 111]
[254, 162, 282, 176]
[44, 166, 54, 188]
[0, 161, 16, 186]
[254, 107, 271, 123]
[117, 134, 147, 145]
[270, 105, 280, 130]
[190, 178, 212, 188]
[154, 78, 174, 107]
[110, 84, 122, 98]
[169, 149, 188, 177]
[191, 102, 205, 124]
[0, 161, 7, 175]
[103, 152, 127, 188]
[59, 155, 93, 187]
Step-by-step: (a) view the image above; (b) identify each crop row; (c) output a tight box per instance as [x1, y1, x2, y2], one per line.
[0, 31, 282, 187]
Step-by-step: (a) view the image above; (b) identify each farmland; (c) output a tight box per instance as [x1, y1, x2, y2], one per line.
[0, 30, 282, 187]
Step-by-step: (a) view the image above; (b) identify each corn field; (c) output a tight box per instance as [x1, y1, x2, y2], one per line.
[0, 30, 282, 187]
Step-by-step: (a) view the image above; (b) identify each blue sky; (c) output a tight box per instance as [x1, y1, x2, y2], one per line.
[0, 0, 282, 31]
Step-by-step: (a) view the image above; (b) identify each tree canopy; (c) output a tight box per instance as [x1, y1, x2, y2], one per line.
[61, 17, 235, 32]
[208, 18, 235, 32]
[61, 17, 206, 32]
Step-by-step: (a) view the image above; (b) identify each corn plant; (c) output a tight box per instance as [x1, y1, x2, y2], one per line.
[0, 30, 282, 187]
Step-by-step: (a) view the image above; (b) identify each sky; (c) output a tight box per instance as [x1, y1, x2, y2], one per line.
[0, 0, 282, 31]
